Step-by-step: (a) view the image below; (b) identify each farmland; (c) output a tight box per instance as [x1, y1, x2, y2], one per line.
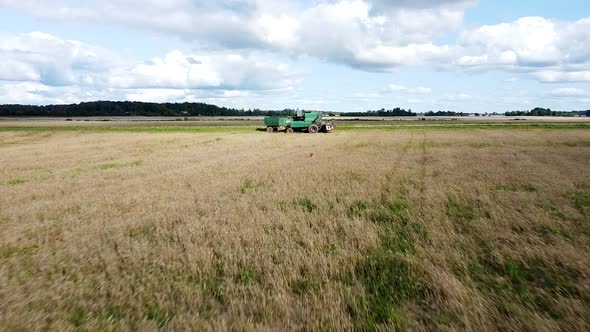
[1, 123, 590, 330]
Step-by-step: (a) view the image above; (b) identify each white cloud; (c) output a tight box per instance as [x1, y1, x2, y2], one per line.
[550, 87, 587, 97]
[383, 84, 432, 94]
[351, 92, 380, 98]
[458, 17, 561, 67]
[0, 31, 112, 86]
[109, 50, 295, 90]
[0, 31, 297, 105]
[0, 81, 52, 104]
[443, 93, 472, 101]
[4, 1, 588, 82]
[0, 81, 117, 104]
[533, 70, 590, 83]
[222, 90, 254, 98]
[504, 77, 520, 82]
[125, 89, 188, 103]
[456, 17, 590, 81]
[0, 0, 466, 71]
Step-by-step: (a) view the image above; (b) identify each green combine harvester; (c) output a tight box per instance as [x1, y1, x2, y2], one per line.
[264, 111, 336, 133]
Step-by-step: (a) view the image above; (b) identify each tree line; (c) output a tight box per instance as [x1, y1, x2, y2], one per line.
[423, 111, 470, 116]
[1, 101, 588, 117]
[0, 101, 298, 117]
[505, 107, 589, 117]
[347, 108, 417, 117]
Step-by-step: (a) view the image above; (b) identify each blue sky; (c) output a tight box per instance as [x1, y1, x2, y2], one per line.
[0, 0, 589, 113]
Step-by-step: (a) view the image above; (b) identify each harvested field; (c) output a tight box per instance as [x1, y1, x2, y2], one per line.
[1, 127, 589, 330]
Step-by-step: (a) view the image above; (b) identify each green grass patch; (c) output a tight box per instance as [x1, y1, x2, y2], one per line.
[240, 179, 257, 193]
[127, 224, 157, 242]
[69, 307, 88, 327]
[349, 200, 369, 216]
[495, 183, 538, 192]
[379, 224, 415, 254]
[6, 178, 27, 185]
[1, 122, 588, 134]
[349, 251, 423, 331]
[348, 141, 371, 149]
[336, 123, 590, 131]
[292, 197, 317, 212]
[145, 307, 171, 328]
[469, 142, 499, 148]
[0, 125, 259, 133]
[366, 201, 407, 225]
[0, 245, 36, 259]
[236, 265, 260, 286]
[346, 197, 431, 330]
[574, 191, 590, 212]
[446, 195, 477, 232]
[469, 256, 579, 319]
[289, 278, 321, 295]
[495, 184, 515, 192]
[534, 203, 566, 220]
[349, 200, 426, 254]
[347, 172, 366, 182]
[103, 304, 129, 322]
[96, 160, 142, 170]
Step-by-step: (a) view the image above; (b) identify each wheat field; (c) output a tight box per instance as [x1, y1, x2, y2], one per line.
[1, 128, 589, 331]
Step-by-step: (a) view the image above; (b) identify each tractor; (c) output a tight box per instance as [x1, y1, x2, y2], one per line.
[264, 111, 335, 133]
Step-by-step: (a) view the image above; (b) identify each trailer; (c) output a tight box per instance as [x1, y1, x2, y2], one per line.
[264, 111, 335, 133]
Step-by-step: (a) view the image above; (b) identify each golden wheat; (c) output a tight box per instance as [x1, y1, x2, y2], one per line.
[0, 129, 589, 331]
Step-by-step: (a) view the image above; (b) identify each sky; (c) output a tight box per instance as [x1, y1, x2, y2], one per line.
[0, 0, 589, 113]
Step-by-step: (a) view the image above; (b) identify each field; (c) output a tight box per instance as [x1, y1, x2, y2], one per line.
[1, 123, 590, 330]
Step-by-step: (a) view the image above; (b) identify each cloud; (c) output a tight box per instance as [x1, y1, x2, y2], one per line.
[368, 0, 475, 11]
[458, 17, 560, 68]
[443, 93, 472, 101]
[5, 1, 588, 82]
[0, 32, 296, 91]
[0, 0, 465, 71]
[533, 70, 590, 83]
[456, 17, 590, 81]
[0, 31, 112, 86]
[2, 1, 589, 76]
[550, 87, 587, 97]
[109, 50, 295, 91]
[0, 81, 117, 104]
[125, 89, 188, 103]
[383, 84, 432, 94]
[0, 31, 298, 104]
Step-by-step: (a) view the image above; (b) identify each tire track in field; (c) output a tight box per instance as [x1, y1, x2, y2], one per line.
[418, 131, 429, 204]
[380, 132, 416, 198]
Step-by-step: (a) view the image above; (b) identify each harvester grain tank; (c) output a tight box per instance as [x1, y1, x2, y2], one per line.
[264, 110, 335, 133]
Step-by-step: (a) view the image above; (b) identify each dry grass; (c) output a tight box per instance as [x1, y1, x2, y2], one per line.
[1, 128, 589, 331]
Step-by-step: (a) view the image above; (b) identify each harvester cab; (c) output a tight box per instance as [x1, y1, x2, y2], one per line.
[296, 109, 304, 120]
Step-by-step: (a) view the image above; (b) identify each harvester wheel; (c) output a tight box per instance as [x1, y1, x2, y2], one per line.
[266, 126, 274, 133]
[286, 127, 294, 133]
[308, 124, 319, 133]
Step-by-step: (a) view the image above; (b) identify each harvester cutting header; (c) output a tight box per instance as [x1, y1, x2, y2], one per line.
[264, 110, 335, 133]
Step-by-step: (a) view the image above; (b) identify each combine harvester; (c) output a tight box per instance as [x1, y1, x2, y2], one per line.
[264, 110, 336, 133]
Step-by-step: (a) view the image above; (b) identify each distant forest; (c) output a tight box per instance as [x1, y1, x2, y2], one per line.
[346, 108, 416, 117]
[505, 107, 589, 117]
[424, 111, 470, 116]
[0, 101, 297, 117]
[0, 101, 588, 117]
[0, 102, 417, 117]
